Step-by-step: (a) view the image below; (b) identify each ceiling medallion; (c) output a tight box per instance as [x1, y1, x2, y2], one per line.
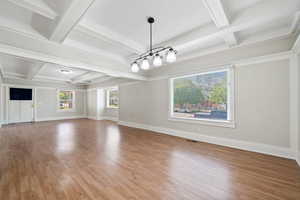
[131, 17, 177, 73]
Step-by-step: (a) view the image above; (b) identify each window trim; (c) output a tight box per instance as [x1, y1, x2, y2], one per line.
[106, 88, 119, 109]
[168, 66, 235, 128]
[57, 90, 76, 112]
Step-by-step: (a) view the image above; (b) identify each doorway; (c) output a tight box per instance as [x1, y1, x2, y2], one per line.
[8, 87, 34, 123]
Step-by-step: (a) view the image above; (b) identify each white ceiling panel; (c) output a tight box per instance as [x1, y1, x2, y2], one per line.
[0, 54, 41, 75]
[0, 0, 33, 25]
[65, 28, 134, 58]
[82, 0, 212, 46]
[237, 16, 291, 42]
[37, 63, 89, 80]
[0, 0, 299, 84]
[222, 0, 264, 19]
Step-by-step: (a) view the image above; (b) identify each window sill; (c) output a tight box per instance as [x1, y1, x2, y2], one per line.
[168, 117, 235, 128]
[106, 107, 119, 109]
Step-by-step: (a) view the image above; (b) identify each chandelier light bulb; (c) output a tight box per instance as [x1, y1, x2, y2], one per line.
[141, 58, 150, 70]
[166, 48, 177, 63]
[131, 62, 139, 73]
[153, 54, 162, 67]
[130, 17, 177, 71]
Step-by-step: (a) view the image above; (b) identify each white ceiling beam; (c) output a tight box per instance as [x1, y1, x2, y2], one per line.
[50, 0, 95, 42]
[76, 21, 145, 54]
[90, 76, 114, 84]
[3, 73, 80, 85]
[0, 28, 147, 80]
[63, 38, 128, 65]
[27, 63, 45, 80]
[0, 42, 146, 80]
[178, 27, 292, 63]
[202, 0, 237, 46]
[171, 12, 288, 53]
[2, 72, 26, 79]
[7, 0, 57, 20]
[160, 0, 294, 54]
[34, 75, 71, 83]
[222, 33, 238, 47]
[70, 71, 90, 81]
[202, 0, 229, 28]
[71, 72, 105, 83]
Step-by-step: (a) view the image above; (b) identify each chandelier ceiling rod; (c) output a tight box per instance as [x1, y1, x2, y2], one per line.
[149, 17, 154, 55]
[130, 16, 177, 73]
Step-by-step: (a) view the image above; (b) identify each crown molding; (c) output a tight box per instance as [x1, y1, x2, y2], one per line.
[234, 51, 292, 67]
[147, 51, 292, 81]
[2, 82, 85, 91]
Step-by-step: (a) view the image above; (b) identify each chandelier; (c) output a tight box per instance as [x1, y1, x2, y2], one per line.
[131, 17, 177, 72]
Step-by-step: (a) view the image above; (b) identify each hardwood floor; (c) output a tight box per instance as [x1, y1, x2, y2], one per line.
[0, 119, 299, 200]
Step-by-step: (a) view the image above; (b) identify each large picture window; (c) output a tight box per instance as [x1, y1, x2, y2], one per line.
[58, 90, 75, 111]
[107, 88, 119, 108]
[170, 68, 234, 127]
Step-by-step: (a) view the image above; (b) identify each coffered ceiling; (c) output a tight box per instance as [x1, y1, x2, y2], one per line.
[0, 0, 299, 86]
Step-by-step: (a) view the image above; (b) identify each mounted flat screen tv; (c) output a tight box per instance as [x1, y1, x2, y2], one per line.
[10, 88, 32, 100]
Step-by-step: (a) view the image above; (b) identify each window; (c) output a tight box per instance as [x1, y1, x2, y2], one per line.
[170, 68, 234, 127]
[106, 88, 119, 108]
[58, 90, 75, 111]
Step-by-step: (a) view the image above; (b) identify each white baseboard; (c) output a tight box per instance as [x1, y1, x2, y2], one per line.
[36, 115, 87, 122]
[87, 116, 99, 120]
[87, 116, 118, 122]
[102, 116, 118, 122]
[118, 121, 294, 160]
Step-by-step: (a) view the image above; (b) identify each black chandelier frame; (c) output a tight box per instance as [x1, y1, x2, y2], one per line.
[131, 17, 177, 65]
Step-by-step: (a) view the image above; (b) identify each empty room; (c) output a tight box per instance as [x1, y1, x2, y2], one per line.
[0, 0, 300, 199]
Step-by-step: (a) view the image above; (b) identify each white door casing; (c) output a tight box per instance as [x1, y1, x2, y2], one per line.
[7, 88, 34, 123]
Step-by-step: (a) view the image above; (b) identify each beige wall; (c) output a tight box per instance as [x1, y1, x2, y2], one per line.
[119, 60, 290, 148]
[87, 89, 97, 118]
[87, 89, 108, 120]
[1, 80, 86, 123]
[104, 108, 118, 119]
[36, 88, 85, 120]
[149, 37, 294, 78]
[87, 87, 119, 120]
